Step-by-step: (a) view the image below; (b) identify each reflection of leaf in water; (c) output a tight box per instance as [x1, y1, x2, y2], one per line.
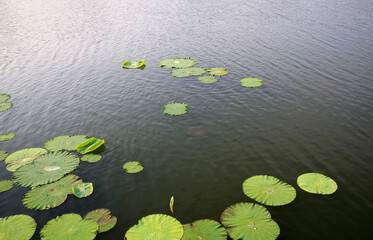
[187, 127, 206, 137]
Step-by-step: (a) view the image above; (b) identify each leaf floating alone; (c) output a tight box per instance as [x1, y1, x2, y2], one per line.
[0, 180, 13, 193]
[182, 219, 227, 240]
[122, 59, 145, 69]
[5, 148, 47, 172]
[297, 173, 338, 195]
[123, 161, 143, 173]
[81, 154, 102, 163]
[0, 133, 15, 142]
[0, 214, 37, 240]
[208, 68, 229, 76]
[44, 135, 89, 151]
[84, 208, 117, 233]
[0, 150, 8, 161]
[240, 78, 263, 88]
[198, 76, 218, 84]
[0, 93, 11, 103]
[163, 103, 188, 116]
[170, 67, 207, 78]
[73, 182, 93, 198]
[77, 137, 105, 154]
[40, 213, 99, 240]
[170, 196, 175, 214]
[158, 58, 197, 68]
[0, 102, 13, 112]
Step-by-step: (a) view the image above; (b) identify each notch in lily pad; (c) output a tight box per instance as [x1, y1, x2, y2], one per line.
[0, 93, 11, 103]
[163, 103, 188, 116]
[73, 182, 94, 198]
[77, 137, 105, 154]
[240, 78, 263, 87]
[123, 161, 143, 173]
[158, 58, 197, 68]
[123, 59, 146, 69]
[297, 173, 338, 195]
[84, 208, 117, 233]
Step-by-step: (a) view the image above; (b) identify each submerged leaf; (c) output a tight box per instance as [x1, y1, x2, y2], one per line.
[0, 214, 36, 240]
[158, 58, 197, 68]
[208, 68, 229, 76]
[73, 182, 93, 198]
[297, 173, 338, 195]
[5, 148, 48, 172]
[0, 102, 13, 112]
[77, 137, 105, 154]
[81, 154, 102, 163]
[84, 208, 117, 233]
[182, 219, 227, 240]
[123, 59, 146, 69]
[0, 94, 11, 103]
[240, 78, 263, 87]
[0, 150, 8, 161]
[170, 196, 175, 214]
[163, 103, 188, 116]
[0, 133, 15, 142]
[170, 67, 206, 78]
[123, 161, 143, 173]
[44, 135, 89, 151]
[198, 76, 218, 84]
[0, 180, 13, 193]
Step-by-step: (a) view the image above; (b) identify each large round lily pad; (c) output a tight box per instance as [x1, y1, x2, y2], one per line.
[208, 68, 229, 76]
[72, 182, 93, 198]
[23, 175, 82, 210]
[0, 150, 8, 161]
[170, 67, 206, 78]
[243, 175, 296, 206]
[0, 133, 15, 142]
[297, 173, 338, 195]
[13, 151, 80, 187]
[77, 137, 105, 154]
[40, 213, 99, 240]
[198, 76, 218, 84]
[182, 219, 227, 240]
[84, 208, 117, 233]
[5, 148, 48, 172]
[44, 135, 89, 151]
[0, 180, 13, 193]
[163, 103, 189, 116]
[158, 58, 197, 68]
[123, 161, 143, 173]
[0, 214, 36, 240]
[125, 214, 184, 240]
[221, 202, 279, 240]
[0, 102, 13, 112]
[123, 59, 145, 69]
[81, 154, 102, 163]
[240, 78, 263, 87]
[0, 94, 11, 103]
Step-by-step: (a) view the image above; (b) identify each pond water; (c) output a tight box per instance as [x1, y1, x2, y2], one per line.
[1, 0, 373, 239]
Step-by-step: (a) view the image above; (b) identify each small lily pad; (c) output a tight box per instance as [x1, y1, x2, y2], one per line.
[0, 102, 13, 112]
[44, 135, 89, 151]
[0, 133, 15, 142]
[84, 208, 117, 233]
[5, 148, 48, 172]
[170, 67, 206, 77]
[182, 219, 227, 240]
[240, 78, 263, 87]
[123, 161, 143, 173]
[297, 173, 338, 195]
[158, 58, 197, 68]
[77, 137, 105, 154]
[198, 76, 218, 84]
[0, 150, 8, 161]
[73, 182, 93, 198]
[81, 154, 102, 163]
[0, 214, 37, 240]
[0, 94, 11, 103]
[0, 180, 13, 193]
[208, 68, 229, 76]
[163, 103, 188, 116]
[123, 59, 145, 69]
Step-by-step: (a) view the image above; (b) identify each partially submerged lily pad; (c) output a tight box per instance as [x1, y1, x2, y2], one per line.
[81, 154, 102, 163]
[0, 214, 37, 240]
[0, 102, 13, 112]
[5, 148, 48, 172]
[40, 213, 99, 240]
[243, 175, 296, 206]
[198, 76, 218, 84]
[0, 150, 8, 161]
[0, 94, 11, 103]
[0, 180, 13, 193]
[158, 58, 197, 68]
[84, 208, 117, 233]
[0, 133, 15, 142]
[221, 202, 279, 240]
[73, 182, 93, 198]
[125, 214, 183, 240]
[182, 219, 227, 240]
[170, 67, 206, 78]
[123, 161, 143, 173]
[77, 137, 105, 154]
[240, 78, 263, 87]
[13, 151, 80, 187]
[23, 175, 82, 210]
[44, 135, 89, 151]
[163, 103, 188, 116]
[123, 59, 145, 69]
[297, 173, 338, 195]
[208, 68, 229, 76]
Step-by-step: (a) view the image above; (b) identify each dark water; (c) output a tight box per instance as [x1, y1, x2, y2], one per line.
[1, 0, 373, 239]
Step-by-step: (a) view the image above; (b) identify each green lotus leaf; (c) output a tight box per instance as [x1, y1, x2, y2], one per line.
[5, 148, 48, 172]
[221, 202, 279, 240]
[208, 68, 229, 76]
[0, 133, 15, 142]
[123, 161, 143, 173]
[123, 59, 145, 69]
[0, 94, 11, 103]
[0, 214, 36, 240]
[81, 154, 102, 163]
[182, 219, 227, 240]
[198, 76, 218, 84]
[158, 58, 197, 68]
[23, 174, 82, 210]
[243, 175, 296, 206]
[73, 182, 93, 198]
[163, 103, 188, 116]
[40, 213, 99, 240]
[0, 102, 13, 112]
[0, 180, 13, 193]
[13, 151, 80, 187]
[125, 214, 184, 240]
[44, 135, 89, 151]
[297, 173, 338, 195]
[0, 150, 8, 161]
[77, 137, 105, 154]
[240, 78, 263, 87]
[84, 208, 117, 233]
[170, 67, 206, 78]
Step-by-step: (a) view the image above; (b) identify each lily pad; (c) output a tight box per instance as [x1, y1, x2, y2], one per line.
[40, 213, 99, 240]
[81, 154, 102, 163]
[198, 76, 218, 84]
[0, 214, 37, 240]
[208, 68, 229, 76]
[243, 175, 296, 206]
[84, 208, 117, 233]
[123, 161, 143, 173]
[163, 103, 188, 116]
[73, 182, 93, 198]
[221, 202, 279, 240]
[125, 214, 183, 240]
[23, 175, 82, 210]
[44, 135, 89, 151]
[158, 58, 197, 68]
[13, 151, 80, 187]
[170, 67, 206, 78]
[0, 150, 8, 161]
[0, 180, 13, 193]
[0, 133, 15, 142]
[297, 173, 338, 195]
[123, 59, 145, 69]
[182, 219, 227, 240]
[0, 102, 13, 112]
[5, 148, 48, 172]
[77, 137, 105, 154]
[0, 94, 11, 103]
[240, 78, 263, 87]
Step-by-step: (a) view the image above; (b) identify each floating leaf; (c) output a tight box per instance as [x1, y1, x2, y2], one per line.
[163, 103, 188, 116]
[5, 148, 48, 172]
[40, 213, 99, 240]
[73, 182, 93, 198]
[44, 135, 89, 151]
[240, 78, 263, 87]
[221, 202, 279, 240]
[0, 133, 15, 142]
[243, 175, 296, 206]
[0, 214, 36, 240]
[0, 180, 13, 193]
[0, 150, 8, 161]
[125, 214, 183, 240]
[81, 154, 102, 163]
[198, 76, 218, 84]
[123, 59, 145, 69]
[23, 175, 82, 210]
[170, 196, 175, 214]
[84, 208, 117, 233]
[0, 94, 11, 103]
[208, 68, 229, 76]
[77, 137, 105, 154]
[297, 173, 338, 195]
[170, 67, 206, 78]
[182, 219, 227, 240]
[0, 102, 13, 112]
[13, 151, 80, 187]
[158, 58, 197, 68]
[123, 161, 143, 173]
